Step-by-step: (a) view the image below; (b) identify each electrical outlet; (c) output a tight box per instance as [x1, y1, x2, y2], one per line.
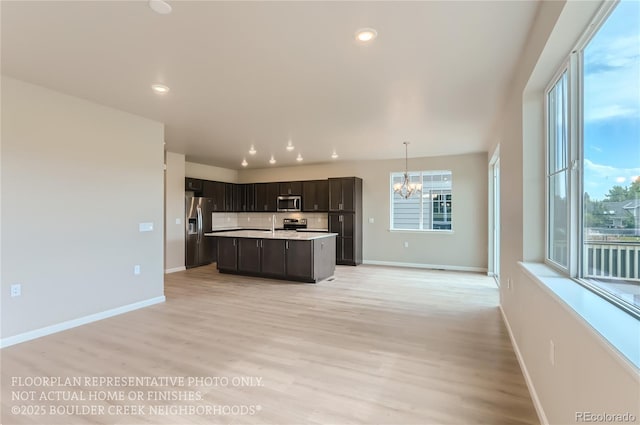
[549, 340, 555, 366]
[403, 241, 409, 248]
[175, 218, 181, 225]
[10, 284, 21, 297]
[134, 265, 141, 275]
[369, 217, 374, 224]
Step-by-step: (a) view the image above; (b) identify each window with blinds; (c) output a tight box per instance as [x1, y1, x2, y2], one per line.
[390, 170, 452, 231]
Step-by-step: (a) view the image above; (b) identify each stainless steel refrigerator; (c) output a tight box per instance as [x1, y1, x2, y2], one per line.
[185, 197, 215, 268]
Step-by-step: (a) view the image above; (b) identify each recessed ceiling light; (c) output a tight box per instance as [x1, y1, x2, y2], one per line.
[269, 155, 276, 165]
[249, 145, 257, 155]
[286, 140, 295, 152]
[296, 153, 303, 162]
[331, 150, 339, 159]
[355, 28, 377, 42]
[241, 158, 248, 167]
[149, 0, 172, 15]
[151, 84, 170, 94]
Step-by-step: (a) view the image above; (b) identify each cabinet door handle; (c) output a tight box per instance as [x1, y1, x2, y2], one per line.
[256, 240, 259, 247]
[339, 203, 343, 210]
[286, 241, 289, 249]
[233, 238, 236, 246]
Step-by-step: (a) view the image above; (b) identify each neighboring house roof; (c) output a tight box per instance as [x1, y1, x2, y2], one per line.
[622, 199, 640, 210]
[596, 201, 636, 219]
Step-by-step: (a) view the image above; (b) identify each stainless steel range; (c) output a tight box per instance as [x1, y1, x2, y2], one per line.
[282, 218, 307, 230]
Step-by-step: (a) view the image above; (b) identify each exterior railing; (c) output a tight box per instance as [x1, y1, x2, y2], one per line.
[584, 241, 640, 281]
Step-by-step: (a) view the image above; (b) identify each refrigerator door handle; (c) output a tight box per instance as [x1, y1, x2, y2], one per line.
[197, 206, 203, 242]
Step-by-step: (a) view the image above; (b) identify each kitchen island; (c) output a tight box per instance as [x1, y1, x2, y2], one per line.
[205, 230, 337, 283]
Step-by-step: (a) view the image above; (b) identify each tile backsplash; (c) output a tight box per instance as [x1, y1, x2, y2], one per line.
[212, 212, 328, 230]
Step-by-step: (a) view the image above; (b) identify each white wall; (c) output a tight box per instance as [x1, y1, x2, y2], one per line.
[494, 1, 640, 423]
[1, 76, 165, 342]
[239, 152, 488, 271]
[165, 152, 186, 272]
[185, 161, 238, 183]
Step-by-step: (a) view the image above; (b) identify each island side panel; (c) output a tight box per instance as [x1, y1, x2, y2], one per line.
[313, 235, 336, 282]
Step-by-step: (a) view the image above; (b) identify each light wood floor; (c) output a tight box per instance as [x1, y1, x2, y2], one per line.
[2, 264, 538, 425]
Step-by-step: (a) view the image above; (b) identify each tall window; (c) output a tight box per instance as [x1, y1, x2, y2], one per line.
[546, 0, 640, 317]
[547, 71, 570, 269]
[390, 170, 452, 231]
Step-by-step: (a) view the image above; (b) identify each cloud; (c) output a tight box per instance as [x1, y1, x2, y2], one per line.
[583, 159, 640, 199]
[583, 18, 639, 123]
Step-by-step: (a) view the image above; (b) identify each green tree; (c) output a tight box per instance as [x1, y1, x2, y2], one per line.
[584, 194, 609, 227]
[604, 185, 630, 201]
[629, 177, 640, 199]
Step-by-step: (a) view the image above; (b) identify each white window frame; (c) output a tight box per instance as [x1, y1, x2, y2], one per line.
[544, 0, 639, 319]
[389, 170, 453, 232]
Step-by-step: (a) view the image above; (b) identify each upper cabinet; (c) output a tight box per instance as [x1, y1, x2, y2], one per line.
[279, 181, 302, 196]
[302, 180, 329, 212]
[185, 178, 203, 194]
[255, 182, 279, 212]
[233, 184, 256, 212]
[202, 180, 226, 211]
[186, 177, 360, 215]
[329, 177, 361, 212]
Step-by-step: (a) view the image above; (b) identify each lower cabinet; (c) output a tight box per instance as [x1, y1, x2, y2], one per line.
[329, 212, 361, 265]
[216, 236, 335, 283]
[217, 237, 238, 271]
[261, 239, 286, 276]
[238, 238, 262, 273]
[285, 240, 313, 280]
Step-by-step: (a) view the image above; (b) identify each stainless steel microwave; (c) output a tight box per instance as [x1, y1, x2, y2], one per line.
[277, 195, 301, 211]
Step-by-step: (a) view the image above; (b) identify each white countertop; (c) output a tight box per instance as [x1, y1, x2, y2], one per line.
[205, 230, 337, 241]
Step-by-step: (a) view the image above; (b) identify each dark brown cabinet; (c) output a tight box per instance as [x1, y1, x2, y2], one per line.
[185, 178, 203, 194]
[328, 177, 362, 265]
[329, 213, 359, 265]
[279, 181, 302, 196]
[255, 182, 279, 212]
[216, 235, 336, 282]
[302, 180, 329, 212]
[238, 238, 261, 273]
[224, 183, 234, 212]
[329, 177, 359, 212]
[217, 237, 238, 271]
[285, 240, 313, 280]
[261, 239, 286, 276]
[232, 184, 256, 212]
[202, 180, 226, 211]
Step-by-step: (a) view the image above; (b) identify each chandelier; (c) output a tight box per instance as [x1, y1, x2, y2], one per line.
[393, 142, 422, 199]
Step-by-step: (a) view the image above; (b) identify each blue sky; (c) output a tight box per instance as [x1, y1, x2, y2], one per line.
[583, 0, 639, 200]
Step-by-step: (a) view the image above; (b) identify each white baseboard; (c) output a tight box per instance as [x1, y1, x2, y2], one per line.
[363, 260, 487, 273]
[499, 305, 549, 425]
[165, 266, 186, 274]
[0, 296, 166, 349]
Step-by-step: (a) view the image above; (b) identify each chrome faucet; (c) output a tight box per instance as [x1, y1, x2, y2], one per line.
[272, 214, 276, 233]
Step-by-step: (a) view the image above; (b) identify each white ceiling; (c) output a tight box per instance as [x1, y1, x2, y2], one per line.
[1, 1, 539, 170]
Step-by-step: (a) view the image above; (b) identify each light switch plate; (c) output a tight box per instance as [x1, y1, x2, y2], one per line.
[175, 218, 181, 225]
[369, 217, 374, 224]
[139, 222, 153, 232]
